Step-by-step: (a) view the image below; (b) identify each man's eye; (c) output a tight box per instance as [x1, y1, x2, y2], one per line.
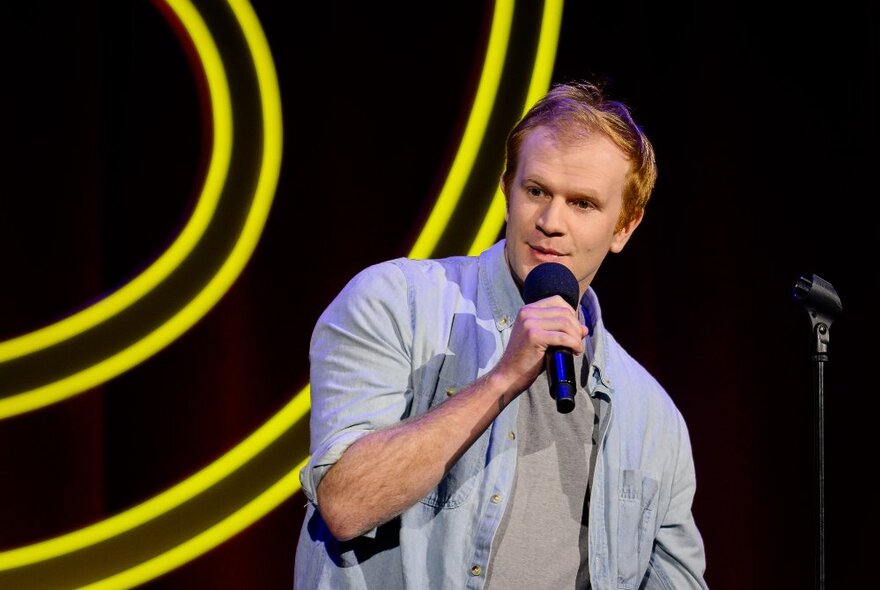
[574, 199, 593, 210]
[527, 187, 544, 197]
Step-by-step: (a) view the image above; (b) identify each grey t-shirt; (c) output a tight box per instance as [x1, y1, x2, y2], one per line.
[485, 349, 599, 589]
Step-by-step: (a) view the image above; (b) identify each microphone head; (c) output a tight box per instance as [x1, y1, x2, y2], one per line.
[522, 262, 580, 310]
[793, 274, 842, 320]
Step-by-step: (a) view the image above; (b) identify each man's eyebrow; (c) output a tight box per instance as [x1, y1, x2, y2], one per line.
[524, 175, 600, 200]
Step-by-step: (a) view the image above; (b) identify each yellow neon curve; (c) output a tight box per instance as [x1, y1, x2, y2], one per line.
[0, 0, 232, 364]
[0, 0, 283, 420]
[407, 0, 513, 259]
[0, 386, 309, 571]
[0, 0, 564, 580]
[78, 458, 308, 590]
[1, 0, 503, 570]
[99, 1, 561, 583]
[0, 0, 284, 569]
[469, 0, 564, 256]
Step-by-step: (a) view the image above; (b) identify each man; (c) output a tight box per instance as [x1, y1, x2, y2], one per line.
[295, 81, 707, 589]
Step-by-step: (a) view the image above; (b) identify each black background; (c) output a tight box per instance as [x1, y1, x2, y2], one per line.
[1, 1, 875, 588]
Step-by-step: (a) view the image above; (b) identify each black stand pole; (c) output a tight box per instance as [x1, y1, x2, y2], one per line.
[793, 274, 842, 590]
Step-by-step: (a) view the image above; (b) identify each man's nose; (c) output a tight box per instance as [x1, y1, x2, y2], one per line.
[536, 197, 566, 236]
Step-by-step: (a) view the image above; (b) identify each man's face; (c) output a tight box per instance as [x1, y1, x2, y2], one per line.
[503, 127, 642, 299]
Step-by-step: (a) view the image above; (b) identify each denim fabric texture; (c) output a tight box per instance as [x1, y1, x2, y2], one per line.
[294, 240, 707, 589]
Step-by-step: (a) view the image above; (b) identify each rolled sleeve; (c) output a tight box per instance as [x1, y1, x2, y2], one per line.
[299, 428, 372, 504]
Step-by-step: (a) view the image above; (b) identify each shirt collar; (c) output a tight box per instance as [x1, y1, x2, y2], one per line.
[580, 287, 613, 394]
[479, 239, 522, 332]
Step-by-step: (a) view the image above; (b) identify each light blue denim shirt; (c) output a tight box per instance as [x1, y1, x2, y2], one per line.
[295, 240, 707, 589]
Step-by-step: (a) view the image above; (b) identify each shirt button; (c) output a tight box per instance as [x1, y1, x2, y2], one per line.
[491, 493, 503, 504]
[507, 431, 516, 440]
[471, 565, 482, 576]
[446, 387, 458, 397]
[499, 315, 509, 328]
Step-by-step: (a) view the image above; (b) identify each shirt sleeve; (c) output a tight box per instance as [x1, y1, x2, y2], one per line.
[298, 261, 415, 508]
[641, 412, 709, 589]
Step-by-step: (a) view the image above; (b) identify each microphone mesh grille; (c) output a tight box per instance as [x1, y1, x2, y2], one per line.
[522, 262, 579, 309]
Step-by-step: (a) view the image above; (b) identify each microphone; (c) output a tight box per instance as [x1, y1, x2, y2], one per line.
[522, 262, 580, 414]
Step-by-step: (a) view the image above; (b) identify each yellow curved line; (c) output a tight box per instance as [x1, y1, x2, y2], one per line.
[78, 458, 308, 590]
[117, 2, 563, 583]
[0, 386, 309, 571]
[407, 0, 513, 259]
[0, 0, 284, 420]
[469, 0, 564, 256]
[0, 0, 285, 569]
[1, 0, 535, 575]
[0, 0, 232, 364]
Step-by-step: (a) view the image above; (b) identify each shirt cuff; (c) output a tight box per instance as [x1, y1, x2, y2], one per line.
[298, 429, 380, 539]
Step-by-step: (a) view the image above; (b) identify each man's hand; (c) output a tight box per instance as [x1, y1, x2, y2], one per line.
[489, 294, 589, 399]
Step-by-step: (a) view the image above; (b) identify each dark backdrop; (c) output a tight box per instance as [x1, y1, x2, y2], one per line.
[1, 1, 875, 588]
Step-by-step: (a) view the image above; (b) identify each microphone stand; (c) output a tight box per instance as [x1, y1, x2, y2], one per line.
[793, 274, 842, 590]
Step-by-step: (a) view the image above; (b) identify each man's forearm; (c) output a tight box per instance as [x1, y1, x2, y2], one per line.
[316, 370, 517, 541]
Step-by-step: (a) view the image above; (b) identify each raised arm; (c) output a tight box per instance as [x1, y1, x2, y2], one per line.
[304, 264, 587, 541]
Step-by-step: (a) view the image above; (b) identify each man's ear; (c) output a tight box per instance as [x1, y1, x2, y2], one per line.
[609, 208, 644, 253]
[500, 173, 509, 223]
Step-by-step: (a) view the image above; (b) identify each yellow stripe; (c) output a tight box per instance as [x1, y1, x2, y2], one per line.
[77, 458, 309, 590]
[0, 0, 287, 562]
[0, 0, 232, 364]
[407, 0, 513, 259]
[468, 0, 564, 256]
[0, 0, 283, 420]
[0, 387, 309, 570]
[0, 1, 564, 580]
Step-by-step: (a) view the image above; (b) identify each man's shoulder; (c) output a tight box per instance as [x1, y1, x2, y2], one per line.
[392, 253, 480, 277]
[341, 240, 507, 302]
[353, 254, 481, 290]
[331, 254, 482, 314]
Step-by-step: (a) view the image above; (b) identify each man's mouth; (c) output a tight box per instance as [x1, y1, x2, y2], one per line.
[529, 244, 565, 257]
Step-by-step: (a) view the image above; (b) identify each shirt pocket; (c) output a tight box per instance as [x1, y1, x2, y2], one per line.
[418, 377, 490, 509]
[616, 469, 659, 589]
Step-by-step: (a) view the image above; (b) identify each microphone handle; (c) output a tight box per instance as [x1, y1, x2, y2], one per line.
[545, 347, 576, 414]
